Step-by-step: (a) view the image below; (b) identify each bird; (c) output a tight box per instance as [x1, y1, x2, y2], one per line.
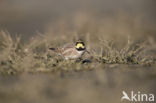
[49, 40, 88, 60]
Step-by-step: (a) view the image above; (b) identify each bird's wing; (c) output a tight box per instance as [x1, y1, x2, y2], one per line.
[62, 43, 74, 50]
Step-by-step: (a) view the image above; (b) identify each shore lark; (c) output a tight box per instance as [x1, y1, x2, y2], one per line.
[49, 40, 87, 60]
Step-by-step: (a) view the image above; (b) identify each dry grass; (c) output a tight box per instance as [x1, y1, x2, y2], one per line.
[0, 29, 155, 75]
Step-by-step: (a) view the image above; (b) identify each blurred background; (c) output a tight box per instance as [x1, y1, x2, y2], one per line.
[0, 0, 156, 40]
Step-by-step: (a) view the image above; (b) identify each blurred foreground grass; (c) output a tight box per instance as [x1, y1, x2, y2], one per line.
[0, 66, 156, 103]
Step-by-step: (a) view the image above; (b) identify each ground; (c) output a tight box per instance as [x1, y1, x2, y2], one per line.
[0, 29, 156, 103]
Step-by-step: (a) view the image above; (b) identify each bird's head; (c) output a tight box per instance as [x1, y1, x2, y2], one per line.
[75, 40, 86, 51]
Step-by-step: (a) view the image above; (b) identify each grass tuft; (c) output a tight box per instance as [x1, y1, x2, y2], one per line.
[0, 31, 155, 75]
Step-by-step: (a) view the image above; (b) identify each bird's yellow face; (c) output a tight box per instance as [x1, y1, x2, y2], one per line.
[75, 41, 85, 51]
